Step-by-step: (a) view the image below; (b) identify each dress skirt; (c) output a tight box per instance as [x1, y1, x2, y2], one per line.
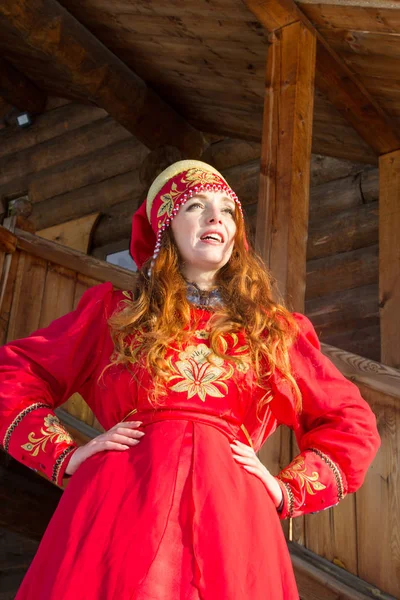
[15, 417, 299, 600]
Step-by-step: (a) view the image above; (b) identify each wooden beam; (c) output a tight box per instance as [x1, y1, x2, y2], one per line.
[379, 149, 400, 368]
[255, 21, 316, 312]
[0, 0, 206, 157]
[0, 226, 137, 290]
[298, 0, 397, 7]
[289, 542, 395, 600]
[0, 58, 46, 114]
[321, 342, 400, 400]
[244, 0, 400, 155]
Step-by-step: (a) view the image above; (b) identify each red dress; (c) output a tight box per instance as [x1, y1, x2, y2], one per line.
[0, 282, 380, 599]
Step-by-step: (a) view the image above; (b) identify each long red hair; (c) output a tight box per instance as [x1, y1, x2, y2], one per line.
[107, 206, 302, 418]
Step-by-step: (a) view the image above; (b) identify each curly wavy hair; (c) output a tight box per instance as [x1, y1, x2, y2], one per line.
[106, 205, 302, 419]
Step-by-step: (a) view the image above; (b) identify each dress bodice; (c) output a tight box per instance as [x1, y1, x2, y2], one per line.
[87, 301, 267, 447]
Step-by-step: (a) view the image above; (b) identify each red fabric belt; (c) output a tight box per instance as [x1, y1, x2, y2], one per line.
[122, 408, 251, 447]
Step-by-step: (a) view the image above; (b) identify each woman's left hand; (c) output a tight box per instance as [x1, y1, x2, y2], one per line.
[230, 440, 283, 508]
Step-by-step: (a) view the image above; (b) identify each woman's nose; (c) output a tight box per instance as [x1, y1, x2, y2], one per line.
[207, 207, 223, 224]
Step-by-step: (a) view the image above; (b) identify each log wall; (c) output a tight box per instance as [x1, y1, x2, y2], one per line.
[0, 97, 381, 360]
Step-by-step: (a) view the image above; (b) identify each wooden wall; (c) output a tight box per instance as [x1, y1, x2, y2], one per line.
[0, 97, 381, 361]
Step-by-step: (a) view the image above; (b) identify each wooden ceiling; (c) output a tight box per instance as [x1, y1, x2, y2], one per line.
[1, 0, 400, 164]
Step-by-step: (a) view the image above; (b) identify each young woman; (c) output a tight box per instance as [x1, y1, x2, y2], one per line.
[0, 160, 380, 599]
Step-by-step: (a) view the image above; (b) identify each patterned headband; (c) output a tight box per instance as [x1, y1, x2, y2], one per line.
[130, 159, 244, 270]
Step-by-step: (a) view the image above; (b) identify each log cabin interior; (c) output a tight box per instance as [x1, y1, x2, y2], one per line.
[0, 0, 399, 598]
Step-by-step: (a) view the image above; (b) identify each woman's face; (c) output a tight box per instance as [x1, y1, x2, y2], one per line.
[171, 190, 237, 277]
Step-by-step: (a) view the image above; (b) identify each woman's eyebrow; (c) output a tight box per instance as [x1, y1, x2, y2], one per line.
[190, 193, 235, 205]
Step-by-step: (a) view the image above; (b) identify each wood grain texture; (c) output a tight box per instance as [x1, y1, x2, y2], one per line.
[245, 0, 400, 154]
[355, 384, 400, 598]
[256, 22, 316, 312]
[379, 149, 400, 368]
[305, 284, 379, 337]
[6, 251, 47, 342]
[30, 170, 146, 232]
[290, 541, 396, 600]
[306, 244, 379, 299]
[37, 213, 100, 254]
[0, 0, 206, 157]
[0, 103, 107, 160]
[308, 201, 379, 259]
[28, 137, 149, 206]
[13, 228, 136, 291]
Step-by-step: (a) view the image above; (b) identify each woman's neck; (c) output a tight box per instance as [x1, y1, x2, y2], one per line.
[180, 267, 218, 291]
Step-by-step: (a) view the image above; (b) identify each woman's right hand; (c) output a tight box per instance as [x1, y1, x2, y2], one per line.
[65, 421, 145, 476]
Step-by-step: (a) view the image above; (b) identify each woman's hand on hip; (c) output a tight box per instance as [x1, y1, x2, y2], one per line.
[65, 421, 145, 476]
[230, 440, 283, 508]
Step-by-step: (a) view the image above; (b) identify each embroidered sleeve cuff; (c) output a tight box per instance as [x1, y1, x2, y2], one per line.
[274, 477, 294, 520]
[2, 403, 78, 487]
[275, 448, 348, 518]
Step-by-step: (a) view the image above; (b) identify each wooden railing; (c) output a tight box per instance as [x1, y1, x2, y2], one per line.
[0, 224, 398, 599]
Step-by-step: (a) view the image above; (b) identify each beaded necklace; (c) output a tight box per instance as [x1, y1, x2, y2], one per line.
[185, 281, 224, 310]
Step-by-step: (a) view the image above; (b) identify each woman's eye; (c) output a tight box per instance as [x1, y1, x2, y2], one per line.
[187, 202, 203, 210]
[223, 208, 235, 216]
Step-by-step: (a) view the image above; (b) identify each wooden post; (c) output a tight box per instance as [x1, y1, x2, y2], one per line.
[256, 21, 316, 544]
[379, 150, 400, 368]
[256, 21, 316, 312]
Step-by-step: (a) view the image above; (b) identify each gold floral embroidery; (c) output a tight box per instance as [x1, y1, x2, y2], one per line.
[168, 343, 234, 401]
[157, 169, 223, 229]
[21, 415, 74, 457]
[2, 402, 50, 452]
[219, 332, 251, 373]
[279, 456, 327, 495]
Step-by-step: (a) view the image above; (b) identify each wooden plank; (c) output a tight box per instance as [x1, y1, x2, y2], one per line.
[0, 117, 133, 193]
[12, 227, 135, 291]
[37, 213, 101, 254]
[256, 21, 316, 312]
[355, 384, 400, 599]
[38, 263, 76, 330]
[309, 168, 378, 219]
[244, 0, 400, 155]
[379, 149, 400, 368]
[306, 244, 378, 299]
[298, 3, 400, 35]
[0, 0, 206, 157]
[320, 343, 400, 399]
[289, 541, 397, 600]
[305, 493, 358, 576]
[28, 137, 149, 205]
[0, 102, 107, 159]
[6, 251, 47, 342]
[30, 169, 145, 231]
[36, 263, 97, 428]
[305, 284, 379, 337]
[0, 251, 20, 345]
[0, 57, 46, 114]
[62, 0, 256, 22]
[308, 201, 378, 260]
[324, 325, 380, 361]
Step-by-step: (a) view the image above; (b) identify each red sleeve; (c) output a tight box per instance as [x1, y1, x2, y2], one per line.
[272, 312, 381, 520]
[0, 281, 114, 487]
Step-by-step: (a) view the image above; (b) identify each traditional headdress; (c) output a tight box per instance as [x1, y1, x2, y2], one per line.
[130, 160, 244, 269]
